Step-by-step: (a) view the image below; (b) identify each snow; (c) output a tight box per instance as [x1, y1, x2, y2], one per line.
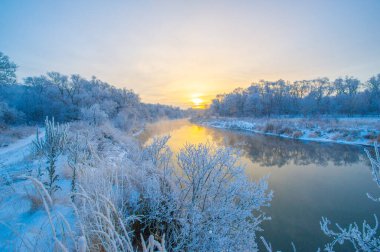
[197, 117, 380, 146]
[0, 132, 37, 165]
[0, 129, 76, 251]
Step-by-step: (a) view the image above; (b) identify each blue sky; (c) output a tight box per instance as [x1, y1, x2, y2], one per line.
[1, 0, 380, 107]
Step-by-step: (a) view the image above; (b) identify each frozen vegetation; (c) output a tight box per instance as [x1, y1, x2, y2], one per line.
[197, 117, 380, 146]
[195, 72, 380, 146]
[0, 52, 185, 135]
[0, 119, 272, 251]
[208, 77, 380, 117]
[1, 51, 380, 251]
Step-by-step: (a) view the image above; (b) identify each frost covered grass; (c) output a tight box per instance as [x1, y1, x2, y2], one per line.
[1, 119, 272, 251]
[33, 118, 68, 195]
[197, 116, 380, 146]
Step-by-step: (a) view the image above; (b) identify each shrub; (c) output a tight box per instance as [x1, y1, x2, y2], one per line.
[80, 104, 108, 126]
[176, 143, 272, 251]
[74, 135, 272, 251]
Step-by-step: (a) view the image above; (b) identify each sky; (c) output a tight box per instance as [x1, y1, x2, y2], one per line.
[1, 0, 380, 108]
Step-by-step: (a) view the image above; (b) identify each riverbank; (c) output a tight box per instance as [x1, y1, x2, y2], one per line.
[195, 117, 380, 146]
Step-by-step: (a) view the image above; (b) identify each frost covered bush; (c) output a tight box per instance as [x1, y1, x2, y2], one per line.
[113, 108, 141, 133]
[33, 117, 68, 195]
[176, 143, 272, 251]
[64, 125, 166, 250]
[73, 134, 179, 250]
[80, 104, 108, 126]
[320, 143, 380, 251]
[73, 130, 272, 251]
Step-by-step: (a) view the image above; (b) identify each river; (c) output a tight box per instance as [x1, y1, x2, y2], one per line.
[139, 119, 379, 251]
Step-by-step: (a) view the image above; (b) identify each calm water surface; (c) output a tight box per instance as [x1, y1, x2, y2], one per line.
[139, 119, 379, 251]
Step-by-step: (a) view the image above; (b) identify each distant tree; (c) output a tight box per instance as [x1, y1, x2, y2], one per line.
[368, 74, 380, 96]
[0, 52, 17, 85]
[0, 52, 185, 128]
[367, 74, 380, 113]
[208, 74, 380, 118]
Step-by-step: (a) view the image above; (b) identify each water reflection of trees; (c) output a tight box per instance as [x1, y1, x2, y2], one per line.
[206, 128, 367, 167]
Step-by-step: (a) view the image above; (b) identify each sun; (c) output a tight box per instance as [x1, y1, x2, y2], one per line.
[190, 94, 208, 109]
[192, 97, 203, 106]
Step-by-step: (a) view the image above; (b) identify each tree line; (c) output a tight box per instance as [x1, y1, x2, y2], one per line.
[209, 76, 380, 117]
[0, 52, 184, 130]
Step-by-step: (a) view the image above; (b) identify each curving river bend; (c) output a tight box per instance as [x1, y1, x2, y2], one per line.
[139, 119, 378, 251]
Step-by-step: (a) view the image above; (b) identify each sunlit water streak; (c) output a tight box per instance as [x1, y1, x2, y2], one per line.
[138, 119, 379, 251]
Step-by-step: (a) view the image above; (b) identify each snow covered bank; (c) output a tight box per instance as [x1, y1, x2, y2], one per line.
[196, 117, 380, 146]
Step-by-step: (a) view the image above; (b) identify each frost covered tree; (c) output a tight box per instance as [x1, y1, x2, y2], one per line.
[367, 74, 380, 113]
[0, 52, 17, 85]
[0, 52, 185, 128]
[1, 70, 184, 127]
[209, 75, 380, 117]
[320, 143, 380, 251]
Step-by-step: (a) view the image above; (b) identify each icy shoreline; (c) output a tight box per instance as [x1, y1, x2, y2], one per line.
[196, 117, 380, 146]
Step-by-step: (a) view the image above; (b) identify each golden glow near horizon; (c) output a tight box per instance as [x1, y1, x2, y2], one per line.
[190, 94, 208, 109]
[192, 97, 203, 106]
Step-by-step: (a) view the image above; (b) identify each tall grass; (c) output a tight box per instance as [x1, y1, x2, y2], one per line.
[33, 117, 68, 195]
